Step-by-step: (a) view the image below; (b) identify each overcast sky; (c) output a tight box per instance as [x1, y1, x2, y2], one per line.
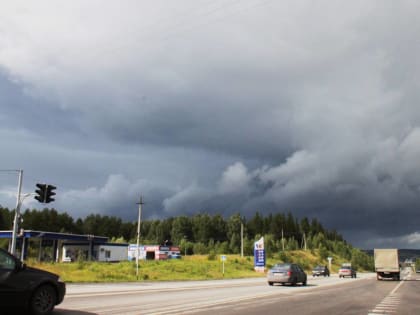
[1, 0, 420, 249]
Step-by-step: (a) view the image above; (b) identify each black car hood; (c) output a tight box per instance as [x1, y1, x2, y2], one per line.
[25, 266, 59, 280]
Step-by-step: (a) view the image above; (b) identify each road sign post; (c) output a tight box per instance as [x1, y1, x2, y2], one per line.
[221, 255, 227, 276]
[327, 256, 333, 271]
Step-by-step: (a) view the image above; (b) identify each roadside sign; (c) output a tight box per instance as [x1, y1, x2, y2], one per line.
[254, 237, 265, 272]
[327, 256, 333, 270]
[220, 255, 227, 276]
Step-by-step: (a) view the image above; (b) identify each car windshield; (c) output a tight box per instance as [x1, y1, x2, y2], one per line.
[0, 250, 16, 270]
[314, 266, 324, 270]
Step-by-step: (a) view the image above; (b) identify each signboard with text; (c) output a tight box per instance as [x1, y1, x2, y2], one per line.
[254, 237, 265, 272]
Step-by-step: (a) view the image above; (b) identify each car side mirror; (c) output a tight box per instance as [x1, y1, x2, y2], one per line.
[15, 261, 26, 271]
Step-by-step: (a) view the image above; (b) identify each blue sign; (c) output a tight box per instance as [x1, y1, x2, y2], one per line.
[254, 249, 265, 267]
[254, 237, 265, 269]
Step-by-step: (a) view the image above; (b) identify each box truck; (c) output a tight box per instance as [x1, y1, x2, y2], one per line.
[374, 249, 400, 281]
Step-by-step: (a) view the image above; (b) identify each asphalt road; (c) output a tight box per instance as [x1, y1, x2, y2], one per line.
[54, 268, 420, 315]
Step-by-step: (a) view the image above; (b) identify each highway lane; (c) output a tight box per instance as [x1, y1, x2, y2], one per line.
[197, 268, 420, 315]
[53, 269, 420, 315]
[370, 270, 420, 315]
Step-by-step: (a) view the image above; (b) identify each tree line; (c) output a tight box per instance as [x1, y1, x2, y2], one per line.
[0, 206, 372, 269]
[0, 207, 341, 244]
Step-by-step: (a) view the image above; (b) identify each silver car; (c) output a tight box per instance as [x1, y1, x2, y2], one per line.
[267, 263, 307, 286]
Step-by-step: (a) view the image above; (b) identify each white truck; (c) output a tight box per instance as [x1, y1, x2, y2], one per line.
[374, 249, 400, 281]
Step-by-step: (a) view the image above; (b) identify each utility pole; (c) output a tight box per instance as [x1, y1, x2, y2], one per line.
[302, 232, 307, 251]
[281, 227, 285, 251]
[11, 170, 23, 256]
[136, 196, 144, 280]
[240, 222, 244, 257]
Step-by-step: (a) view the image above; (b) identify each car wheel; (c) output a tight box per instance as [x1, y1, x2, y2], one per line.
[302, 279, 307, 286]
[268, 282, 273, 286]
[30, 284, 56, 315]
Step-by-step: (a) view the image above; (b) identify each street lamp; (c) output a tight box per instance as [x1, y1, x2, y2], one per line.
[0, 169, 25, 256]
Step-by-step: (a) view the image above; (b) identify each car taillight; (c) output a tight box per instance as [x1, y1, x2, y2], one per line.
[287, 271, 292, 276]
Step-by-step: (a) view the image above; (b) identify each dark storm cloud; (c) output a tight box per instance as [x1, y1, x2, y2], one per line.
[97, 93, 296, 161]
[0, 69, 85, 148]
[1, 1, 420, 248]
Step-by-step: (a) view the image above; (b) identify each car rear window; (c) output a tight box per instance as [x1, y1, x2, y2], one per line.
[273, 263, 291, 270]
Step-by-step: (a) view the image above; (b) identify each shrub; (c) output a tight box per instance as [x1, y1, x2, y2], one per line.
[279, 251, 289, 262]
[207, 252, 216, 260]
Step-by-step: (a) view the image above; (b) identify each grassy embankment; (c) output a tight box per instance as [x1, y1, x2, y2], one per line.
[27, 250, 360, 283]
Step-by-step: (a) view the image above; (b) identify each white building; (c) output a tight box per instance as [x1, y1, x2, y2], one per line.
[62, 242, 128, 262]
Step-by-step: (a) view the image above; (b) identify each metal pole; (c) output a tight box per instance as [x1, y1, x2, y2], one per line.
[281, 228, 285, 251]
[11, 170, 23, 256]
[136, 196, 144, 280]
[240, 223, 243, 257]
[20, 234, 26, 261]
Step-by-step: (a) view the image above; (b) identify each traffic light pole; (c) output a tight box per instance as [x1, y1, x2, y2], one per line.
[1, 169, 54, 256]
[10, 170, 23, 256]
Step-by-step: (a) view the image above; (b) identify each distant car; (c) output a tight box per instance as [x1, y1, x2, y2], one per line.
[338, 265, 357, 278]
[169, 253, 182, 259]
[267, 263, 307, 286]
[312, 265, 330, 277]
[0, 248, 66, 315]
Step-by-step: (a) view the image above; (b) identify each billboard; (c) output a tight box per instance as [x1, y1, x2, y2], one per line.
[128, 244, 181, 260]
[254, 237, 265, 272]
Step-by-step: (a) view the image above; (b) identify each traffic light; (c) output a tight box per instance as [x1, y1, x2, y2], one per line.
[34, 183, 56, 203]
[34, 183, 47, 203]
[45, 184, 56, 203]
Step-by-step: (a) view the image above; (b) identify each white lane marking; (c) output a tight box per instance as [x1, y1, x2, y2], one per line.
[389, 279, 405, 295]
[368, 273, 408, 314]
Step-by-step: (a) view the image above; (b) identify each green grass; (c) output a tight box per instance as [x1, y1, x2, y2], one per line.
[26, 250, 364, 283]
[27, 255, 264, 282]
